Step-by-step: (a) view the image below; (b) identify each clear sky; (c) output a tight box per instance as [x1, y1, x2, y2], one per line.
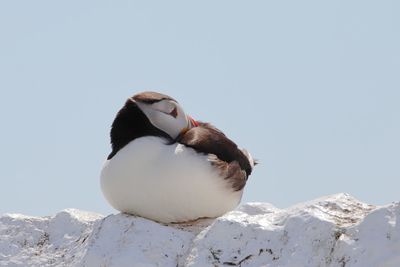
[1, 1, 399, 216]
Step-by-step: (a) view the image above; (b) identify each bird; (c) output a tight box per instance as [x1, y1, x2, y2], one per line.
[100, 91, 256, 223]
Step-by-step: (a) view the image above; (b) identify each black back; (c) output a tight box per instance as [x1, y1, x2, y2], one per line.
[107, 99, 172, 160]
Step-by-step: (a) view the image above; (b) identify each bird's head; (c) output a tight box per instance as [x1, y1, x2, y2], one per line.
[108, 91, 199, 159]
[132, 91, 198, 140]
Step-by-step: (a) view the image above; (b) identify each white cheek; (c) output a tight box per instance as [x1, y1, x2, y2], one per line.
[137, 102, 189, 139]
[152, 100, 175, 114]
[175, 105, 189, 127]
[155, 114, 181, 138]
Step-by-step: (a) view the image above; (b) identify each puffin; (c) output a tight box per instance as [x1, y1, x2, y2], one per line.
[100, 91, 256, 223]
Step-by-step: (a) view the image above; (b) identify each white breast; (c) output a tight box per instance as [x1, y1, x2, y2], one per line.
[100, 137, 243, 223]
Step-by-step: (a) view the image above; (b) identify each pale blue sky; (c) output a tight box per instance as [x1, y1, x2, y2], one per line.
[1, 1, 399, 216]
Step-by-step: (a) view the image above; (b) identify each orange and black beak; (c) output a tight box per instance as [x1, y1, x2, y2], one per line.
[188, 115, 199, 127]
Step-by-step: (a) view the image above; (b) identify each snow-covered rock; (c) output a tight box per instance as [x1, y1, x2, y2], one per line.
[1, 193, 399, 267]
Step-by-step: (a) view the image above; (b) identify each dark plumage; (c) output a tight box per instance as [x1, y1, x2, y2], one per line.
[132, 91, 177, 104]
[108, 99, 171, 160]
[178, 123, 252, 191]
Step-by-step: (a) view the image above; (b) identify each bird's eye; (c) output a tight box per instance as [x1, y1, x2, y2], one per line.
[150, 100, 179, 118]
[169, 107, 178, 118]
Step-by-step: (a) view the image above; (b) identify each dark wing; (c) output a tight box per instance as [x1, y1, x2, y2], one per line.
[178, 123, 253, 191]
[207, 154, 248, 191]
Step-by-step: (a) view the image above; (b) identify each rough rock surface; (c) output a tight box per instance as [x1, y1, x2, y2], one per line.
[1, 193, 399, 267]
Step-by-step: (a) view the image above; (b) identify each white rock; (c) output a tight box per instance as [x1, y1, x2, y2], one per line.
[0, 193, 399, 267]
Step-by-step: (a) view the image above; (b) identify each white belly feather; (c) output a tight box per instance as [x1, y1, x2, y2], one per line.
[100, 137, 243, 223]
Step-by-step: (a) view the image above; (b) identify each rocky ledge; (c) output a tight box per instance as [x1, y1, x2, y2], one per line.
[1, 193, 399, 267]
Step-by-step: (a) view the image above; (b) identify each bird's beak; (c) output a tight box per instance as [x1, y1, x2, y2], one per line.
[187, 115, 199, 127]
